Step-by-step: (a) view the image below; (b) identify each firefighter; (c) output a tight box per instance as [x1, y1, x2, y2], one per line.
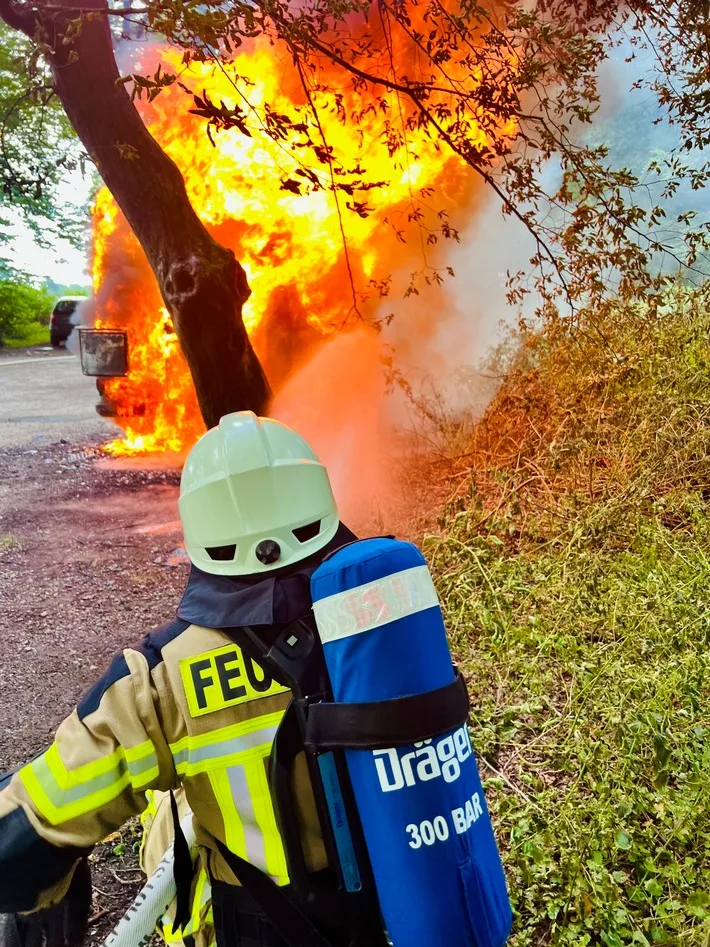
[0, 411, 363, 947]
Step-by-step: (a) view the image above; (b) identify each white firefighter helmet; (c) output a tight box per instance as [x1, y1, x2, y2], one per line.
[179, 411, 339, 576]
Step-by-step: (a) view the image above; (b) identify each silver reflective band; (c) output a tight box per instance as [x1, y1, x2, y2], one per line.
[30, 748, 158, 810]
[312, 565, 440, 642]
[172, 724, 280, 774]
[227, 764, 266, 872]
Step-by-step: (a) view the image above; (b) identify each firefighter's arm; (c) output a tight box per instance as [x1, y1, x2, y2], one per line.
[0, 645, 178, 913]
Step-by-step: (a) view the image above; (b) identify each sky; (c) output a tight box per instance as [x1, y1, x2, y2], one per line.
[4, 213, 90, 285]
[4, 167, 93, 286]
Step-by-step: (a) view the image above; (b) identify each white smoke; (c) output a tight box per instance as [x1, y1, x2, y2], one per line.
[66, 297, 94, 355]
[268, 191, 537, 530]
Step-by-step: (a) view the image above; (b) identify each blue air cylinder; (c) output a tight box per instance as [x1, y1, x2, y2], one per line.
[311, 537, 512, 947]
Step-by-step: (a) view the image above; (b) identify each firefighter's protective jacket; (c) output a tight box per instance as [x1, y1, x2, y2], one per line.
[0, 524, 355, 914]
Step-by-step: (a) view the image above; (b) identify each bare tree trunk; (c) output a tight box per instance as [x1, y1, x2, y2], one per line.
[0, 0, 270, 428]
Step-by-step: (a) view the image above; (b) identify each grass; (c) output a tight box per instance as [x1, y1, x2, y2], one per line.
[2, 322, 50, 348]
[430, 519, 710, 947]
[427, 285, 710, 946]
[0, 534, 20, 554]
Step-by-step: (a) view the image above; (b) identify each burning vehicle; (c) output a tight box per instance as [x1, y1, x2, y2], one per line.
[77, 326, 130, 417]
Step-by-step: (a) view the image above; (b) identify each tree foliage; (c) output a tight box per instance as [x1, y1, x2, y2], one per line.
[0, 277, 52, 344]
[0, 19, 88, 255]
[114, 0, 710, 322]
[1, 0, 707, 416]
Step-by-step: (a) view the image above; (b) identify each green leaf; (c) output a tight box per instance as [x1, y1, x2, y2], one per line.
[644, 879, 663, 897]
[653, 732, 672, 770]
[615, 831, 631, 851]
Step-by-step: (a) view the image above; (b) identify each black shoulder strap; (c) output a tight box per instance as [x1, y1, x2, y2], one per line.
[226, 617, 330, 699]
[214, 840, 334, 947]
[170, 790, 195, 941]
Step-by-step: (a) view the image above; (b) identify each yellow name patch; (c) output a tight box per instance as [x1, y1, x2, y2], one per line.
[180, 644, 289, 718]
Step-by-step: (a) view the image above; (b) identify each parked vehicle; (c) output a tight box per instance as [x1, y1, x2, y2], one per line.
[50, 296, 86, 347]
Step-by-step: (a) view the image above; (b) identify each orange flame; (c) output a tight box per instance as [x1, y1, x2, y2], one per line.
[93, 36, 514, 454]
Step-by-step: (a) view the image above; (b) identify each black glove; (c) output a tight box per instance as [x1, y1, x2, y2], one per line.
[0, 859, 92, 947]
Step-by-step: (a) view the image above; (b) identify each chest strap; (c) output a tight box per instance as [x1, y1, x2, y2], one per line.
[303, 671, 470, 751]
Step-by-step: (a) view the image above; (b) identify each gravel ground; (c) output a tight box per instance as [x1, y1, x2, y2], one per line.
[0, 436, 190, 943]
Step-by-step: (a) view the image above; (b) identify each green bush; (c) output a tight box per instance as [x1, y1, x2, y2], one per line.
[0, 280, 53, 346]
[429, 284, 710, 945]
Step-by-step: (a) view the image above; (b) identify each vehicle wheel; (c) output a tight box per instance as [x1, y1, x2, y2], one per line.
[96, 396, 118, 418]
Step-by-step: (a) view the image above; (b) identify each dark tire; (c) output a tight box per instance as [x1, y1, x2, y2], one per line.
[95, 397, 118, 417]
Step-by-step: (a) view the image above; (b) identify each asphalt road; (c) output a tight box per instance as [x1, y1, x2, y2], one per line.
[0, 345, 115, 449]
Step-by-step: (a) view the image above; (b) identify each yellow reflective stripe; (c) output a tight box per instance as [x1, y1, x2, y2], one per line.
[170, 712, 284, 754]
[44, 743, 116, 786]
[209, 769, 247, 860]
[42, 742, 156, 789]
[244, 759, 289, 886]
[170, 712, 283, 777]
[140, 788, 158, 827]
[19, 740, 158, 826]
[159, 924, 184, 945]
[43, 740, 154, 787]
[139, 789, 158, 870]
[160, 868, 211, 943]
[20, 761, 131, 826]
[192, 869, 209, 931]
[132, 765, 160, 788]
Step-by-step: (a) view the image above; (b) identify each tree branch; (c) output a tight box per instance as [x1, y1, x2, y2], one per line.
[282, 23, 575, 311]
[0, 0, 36, 35]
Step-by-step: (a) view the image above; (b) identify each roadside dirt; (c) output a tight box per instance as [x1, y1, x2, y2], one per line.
[0, 435, 188, 942]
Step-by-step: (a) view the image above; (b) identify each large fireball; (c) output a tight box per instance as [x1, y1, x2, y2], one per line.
[92, 37, 513, 454]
